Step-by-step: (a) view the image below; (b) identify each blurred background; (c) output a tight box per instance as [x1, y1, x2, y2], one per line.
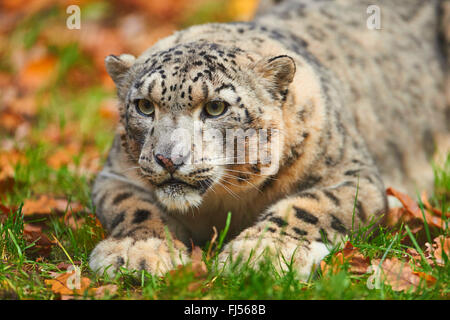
[0, 0, 259, 203]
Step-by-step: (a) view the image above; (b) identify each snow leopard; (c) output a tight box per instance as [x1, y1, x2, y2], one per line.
[89, 0, 450, 278]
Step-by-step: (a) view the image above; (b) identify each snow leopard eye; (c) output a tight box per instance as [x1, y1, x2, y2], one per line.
[203, 100, 228, 118]
[135, 99, 155, 117]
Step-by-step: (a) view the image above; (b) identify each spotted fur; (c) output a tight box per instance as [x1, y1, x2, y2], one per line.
[89, 0, 449, 278]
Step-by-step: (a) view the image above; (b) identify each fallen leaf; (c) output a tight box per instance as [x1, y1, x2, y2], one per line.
[22, 195, 58, 216]
[386, 187, 444, 229]
[191, 245, 207, 277]
[404, 248, 423, 266]
[373, 258, 421, 292]
[0, 150, 25, 181]
[92, 284, 118, 298]
[45, 270, 91, 296]
[0, 109, 25, 132]
[41, 123, 78, 144]
[8, 95, 37, 117]
[46, 142, 81, 169]
[18, 54, 57, 90]
[425, 236, 450, 266]
[56, 261, 82, 271]
[22, 195, 84, 216]
[413, 271, 437, 286]
[321, 241, 370, 275]
[421, 191, 449, 218]
[23, 223, 55, 257]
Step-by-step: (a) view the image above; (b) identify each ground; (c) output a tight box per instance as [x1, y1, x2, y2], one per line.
[0, 0, 448, 300]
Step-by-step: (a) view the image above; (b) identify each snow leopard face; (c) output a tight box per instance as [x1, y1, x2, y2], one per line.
[106, 42, 295, 211]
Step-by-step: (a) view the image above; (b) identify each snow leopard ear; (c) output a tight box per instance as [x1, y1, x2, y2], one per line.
[254, 55, 296, 99]
[105, 54, 136, 86]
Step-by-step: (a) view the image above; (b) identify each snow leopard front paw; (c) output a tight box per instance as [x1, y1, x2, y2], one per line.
[89, 237, 189, 277]
[217, 235, 329, 279]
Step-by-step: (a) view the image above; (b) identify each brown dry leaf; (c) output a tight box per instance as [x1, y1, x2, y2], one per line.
[433, 236, 450, 265]
[70, 146, 101, 175]
[321, 242, 370, 275]
[46, 142, 81, 169]
[421, 191, 449, 218]
[425, 236, 450, 266]
[0, 204, 10, 223]
[18, 54, 57, 90]
[374, 257, 421, 292]
[385, 207, 424, 233]
[41, 123, 78, 145]
[0, 110, 25, 132]
[56, 261, 82, 271]
[386, 187, 444, 229]
[320, 254, 342, 275]
[8, 95, 37, 117]
[64, 214, 85, 231]
[23, 223, 55, 257]
[166, 246, 208, 293]
[191, 245, 207, 278]
[413, 271, 437, 286]
[22, 195, 58, 216]
[45, 270, 91, 296]
[91, 214, 105, 236]
[22, 195, 84, 216]
[0, 150, 25, 195]
[404, 248, 425, 266]
[92, 284, 118, 299]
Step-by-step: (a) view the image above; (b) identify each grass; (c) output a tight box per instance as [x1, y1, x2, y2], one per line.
[0, 1, 449, 300]
[0, 149, 448, 299]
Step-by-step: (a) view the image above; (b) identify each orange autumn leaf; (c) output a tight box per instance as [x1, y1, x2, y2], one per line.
[413, 271, 437, 286]
[19, 54, 57, 90]
[69, 146, 101, 175]
[22, 195, 84, 216]
[386, 187, 444, 229]
[421, 191, 449, 218]
[321, 241, 370, 275]
[8, 95, 37, 117]
[404, 248, 430, 267]
[45, 270, 91, 296]
[41, 123, 78, 144]
[0, 110, 25, 132]
[384, 207, 424, 233]
[433, 236, 450, 265]
[46, 142, 81, 169]
[56, 261, 82, 271]
[0, 150, 26, 181]
[425, 236, 450, 266]
[373, 257, 421, 292]
[92, 284, 118, 298]
[22, 195, 58, 216]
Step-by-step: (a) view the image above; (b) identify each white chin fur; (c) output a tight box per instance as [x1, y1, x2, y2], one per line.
[154, 188, 203, 212]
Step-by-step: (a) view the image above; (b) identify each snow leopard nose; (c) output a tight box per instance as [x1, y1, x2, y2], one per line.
[154, 153, 181, 174]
